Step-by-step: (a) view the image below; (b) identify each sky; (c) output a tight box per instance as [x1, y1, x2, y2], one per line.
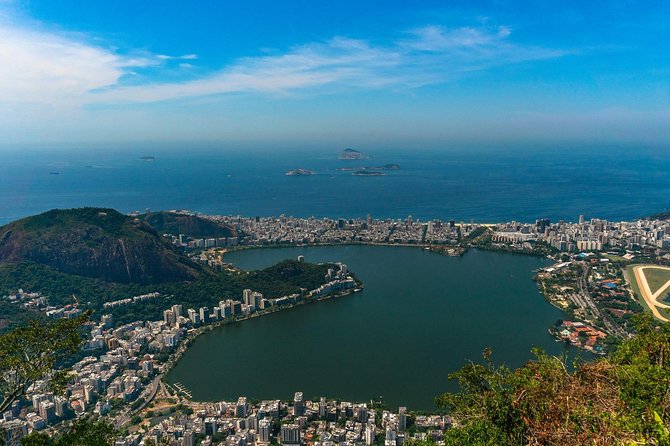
[1, 0, 669, 148]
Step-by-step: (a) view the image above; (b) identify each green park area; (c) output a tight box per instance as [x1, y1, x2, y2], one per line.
[643, 267, 670, 295]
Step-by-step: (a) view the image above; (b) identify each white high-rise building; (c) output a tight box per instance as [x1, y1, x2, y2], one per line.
[293, 392, 305, 416]
[258, 419, 272, 443]
[318, 397, 326, 418]
[365, 424, 376, 446]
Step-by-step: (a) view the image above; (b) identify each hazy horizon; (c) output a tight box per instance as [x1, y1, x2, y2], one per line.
[1, 0, 670, 146]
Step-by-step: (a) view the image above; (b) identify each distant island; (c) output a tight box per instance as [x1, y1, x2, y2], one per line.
[139, 156, 156, 161]
[338, 148, 368, 160]
[286, 169, 316, 176]
[337, 164, 400, 172]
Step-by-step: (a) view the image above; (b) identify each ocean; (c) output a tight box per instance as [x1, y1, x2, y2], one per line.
[1, 144, 669, 225]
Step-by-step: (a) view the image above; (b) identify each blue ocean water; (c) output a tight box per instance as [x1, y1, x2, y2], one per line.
[1, 145, 669, 225]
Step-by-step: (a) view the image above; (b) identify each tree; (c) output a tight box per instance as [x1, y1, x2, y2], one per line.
[0, 313, 90, 414]
[433, 315, 670, 446]
[19, 417, 117, 446]
[18, 432, 51, 446]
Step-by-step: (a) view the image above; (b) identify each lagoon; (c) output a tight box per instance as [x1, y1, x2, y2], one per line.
[167, 246, 564, 410]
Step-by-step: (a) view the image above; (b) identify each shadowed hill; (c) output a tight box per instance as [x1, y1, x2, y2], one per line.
[141, 211, 236, 238]
[0, 208, 203, 284]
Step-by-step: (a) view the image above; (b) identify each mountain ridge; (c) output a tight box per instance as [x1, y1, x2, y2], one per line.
[0, 208, 203, 285]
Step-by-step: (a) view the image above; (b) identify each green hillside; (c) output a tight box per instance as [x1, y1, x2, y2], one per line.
[141, 211, 236, 238]
[0, 208, 202, 284]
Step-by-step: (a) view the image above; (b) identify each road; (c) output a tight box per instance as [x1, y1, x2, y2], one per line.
[578, 263, 627, 338]
[114, 375, 162, 428]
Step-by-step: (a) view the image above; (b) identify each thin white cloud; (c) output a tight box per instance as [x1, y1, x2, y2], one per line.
[0, 17, 153, 108]
[0, 11, 565, 109]
[92, 25, 565, 104]
[157, 53, 198, 60]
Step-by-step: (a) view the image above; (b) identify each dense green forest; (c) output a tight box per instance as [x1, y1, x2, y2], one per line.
[140, 211, 235, 238]
[0, 259, 333, 327]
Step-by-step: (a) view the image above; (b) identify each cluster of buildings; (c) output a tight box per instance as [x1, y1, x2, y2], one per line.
[553, 321, 608, 353]
[117, 393, 450, 446]
[3, 289, 45, 309]
[1, 289, 84, 319]
[103, 292, 162, 309]
[537, 251, 639, 344]
[204, 215, 478, 246]
[162, 233, 239, 249]
[0, 263, 359, 445]
[179, 212, 670, 259]
[165, 265, 355, 329]
[589, 263, 638, 321]
[494, 215, 670, 256]
[1, 313, 162, 444]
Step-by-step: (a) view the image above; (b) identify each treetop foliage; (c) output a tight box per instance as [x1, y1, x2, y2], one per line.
[432, 313, 670, 446]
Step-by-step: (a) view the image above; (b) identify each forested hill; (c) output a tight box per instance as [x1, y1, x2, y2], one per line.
[0, 208, 202, 284]
[141, 211, 236, 238]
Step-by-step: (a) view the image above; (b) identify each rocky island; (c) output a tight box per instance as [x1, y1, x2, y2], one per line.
[286, 169, 316, 176]
[338, 148, 368, 160]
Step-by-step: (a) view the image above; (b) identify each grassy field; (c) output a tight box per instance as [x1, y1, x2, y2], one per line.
[626, 265, 670, 320]
[643, 267, 670, 296]
[602, 253, 630, 263]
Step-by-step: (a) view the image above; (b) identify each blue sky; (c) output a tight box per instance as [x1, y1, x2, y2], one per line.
[1, 0, 669, 148]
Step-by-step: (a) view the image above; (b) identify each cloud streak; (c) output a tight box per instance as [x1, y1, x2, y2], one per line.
[0, 17, 152, 108]
[0, 14, 565, 109]
[91, 25, 565, 104]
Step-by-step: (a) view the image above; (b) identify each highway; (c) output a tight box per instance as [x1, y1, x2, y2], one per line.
[113, 375, 162, 429]
[578, 263, 627, 338]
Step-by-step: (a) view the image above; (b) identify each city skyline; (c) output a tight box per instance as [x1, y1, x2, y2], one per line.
[1, 1, 670, 147]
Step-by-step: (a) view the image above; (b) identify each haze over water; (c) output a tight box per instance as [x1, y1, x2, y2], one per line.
[167, 246, 562, 410]
[1, 146, 669, 226]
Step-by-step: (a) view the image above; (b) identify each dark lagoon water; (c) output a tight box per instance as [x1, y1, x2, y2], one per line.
[167, 246, 564, 410]
[2, 145, 670, 225]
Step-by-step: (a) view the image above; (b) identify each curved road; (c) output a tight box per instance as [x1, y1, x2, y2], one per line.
[114, 375, 162, 428]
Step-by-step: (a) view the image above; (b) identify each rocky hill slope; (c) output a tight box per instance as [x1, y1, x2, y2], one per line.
[0, 208, 202, 284]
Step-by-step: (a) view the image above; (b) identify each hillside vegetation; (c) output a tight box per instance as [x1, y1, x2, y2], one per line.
[427, 314, 670, 445]
[0, 208, 202, 284]
[0, 208, 339, 329]
[0, 258, 333, 327]
[141, 211, 235, 238]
